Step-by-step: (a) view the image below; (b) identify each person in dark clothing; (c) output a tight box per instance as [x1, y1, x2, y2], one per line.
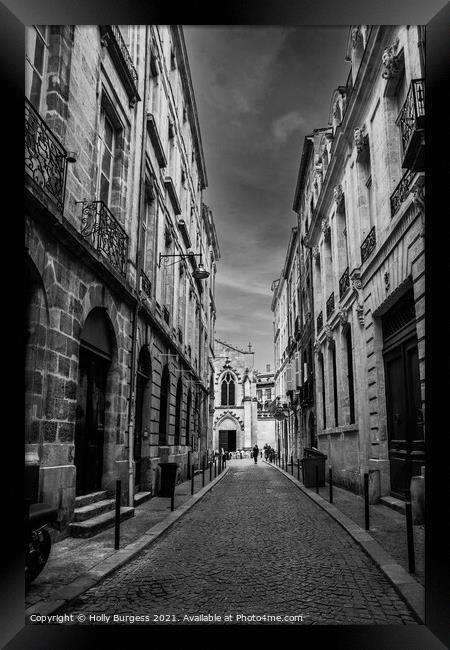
[252, 444, 259, 464]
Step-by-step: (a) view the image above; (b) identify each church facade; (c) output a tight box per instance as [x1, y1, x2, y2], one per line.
[212, 339, 275, 453]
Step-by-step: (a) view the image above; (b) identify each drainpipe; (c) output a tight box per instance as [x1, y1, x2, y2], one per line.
[127, 26, 150, 507]
[418, 25, 425, 78]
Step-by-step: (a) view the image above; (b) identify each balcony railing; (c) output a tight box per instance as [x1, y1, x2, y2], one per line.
[326, 292, 335, 320]
[80, 200, 128, 275]
[140, 270, 152, 299]
[360, 226, 376, 264]
[317, 311, 323, 333]
[396, 79, 425, 169]
[390, 169, 415, 218]
[25, 98, 67, 212]
[100, 25, 140, 107]
[339, 267, 350, 300]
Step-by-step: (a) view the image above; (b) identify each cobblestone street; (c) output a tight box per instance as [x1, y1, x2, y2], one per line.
[59, 460, 417, 625]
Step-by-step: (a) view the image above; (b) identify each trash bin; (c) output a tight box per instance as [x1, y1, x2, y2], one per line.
[158, 462, 178, 497]
[301, 448, 327, 488]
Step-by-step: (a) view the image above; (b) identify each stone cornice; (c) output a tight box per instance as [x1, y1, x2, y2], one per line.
[307, 26, 395, 246]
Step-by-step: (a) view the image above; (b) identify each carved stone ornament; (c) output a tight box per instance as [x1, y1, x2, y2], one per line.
[350, 269, 365, 326]
[321, 218, 330, 236]
[338, 307, 348, 328]
[351, 26, 362, 49]
[314, 339, 321, 354]
[354, 126, 367, 153]
[312, 245, 320, 261]
[333, 184, 344, 206]
[324, 324, 333, 342]
[382, 39, 400, 79]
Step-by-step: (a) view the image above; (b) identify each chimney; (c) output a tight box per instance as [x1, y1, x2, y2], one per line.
[266, 364, 271, 372]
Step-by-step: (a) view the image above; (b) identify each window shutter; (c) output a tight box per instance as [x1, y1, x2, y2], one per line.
[286, 362, 293, 392]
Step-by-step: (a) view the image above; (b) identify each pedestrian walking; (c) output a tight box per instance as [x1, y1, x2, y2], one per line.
[252, 444, 259, 464]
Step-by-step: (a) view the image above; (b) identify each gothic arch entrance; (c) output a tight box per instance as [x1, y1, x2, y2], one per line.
[216, 416, 240, 453]
[74, 308, 114, 496]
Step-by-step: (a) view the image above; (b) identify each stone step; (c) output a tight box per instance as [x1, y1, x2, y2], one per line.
[73, 498, 116, 522]
[380, 495, 406, 515]
[74, 491, 109, 509]
[134, 491, 152, 507]
[69, 507, 135, 538]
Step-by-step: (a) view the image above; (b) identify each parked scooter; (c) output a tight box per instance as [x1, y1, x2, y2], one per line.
[25, 500, 59, 587]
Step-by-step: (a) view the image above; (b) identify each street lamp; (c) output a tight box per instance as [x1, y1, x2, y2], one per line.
[158, 250, 210, 280]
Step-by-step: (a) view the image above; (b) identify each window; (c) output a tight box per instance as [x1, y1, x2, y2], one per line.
[25, 25, 49, 111]
[98, 109, 116, 205]
[346, 327, 356, 424]
[221, 372, 236, 406]
[185, 389, 191, 446]
[330, 344, 339, 427]
[320, 354, 326, 429]
[265, 388, 271, 401]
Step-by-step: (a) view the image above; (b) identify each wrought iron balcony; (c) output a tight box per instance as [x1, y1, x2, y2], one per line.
[396, 79, 425, 171]
[317, 311, 323, 334]
[100, 25, 140, 108]
[390, 169, 415, 218]
[360, 226, 376, 264]
[140, 270, 152, 299]
[326, 292, 335, 320]
[80, 200, 128, 275]
[25, 98, 67, 213]
[339, 267, 350, 300]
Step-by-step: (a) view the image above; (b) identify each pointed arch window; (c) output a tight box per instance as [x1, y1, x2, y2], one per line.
[221, 372, 236, 406]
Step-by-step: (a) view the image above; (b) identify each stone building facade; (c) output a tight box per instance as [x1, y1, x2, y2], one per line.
[25, 25, 219, 533]
[284, 25, 425, 501]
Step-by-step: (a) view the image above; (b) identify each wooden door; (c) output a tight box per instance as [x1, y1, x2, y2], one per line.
[75, 348, 108, 496]
[384, 336, 424, 498]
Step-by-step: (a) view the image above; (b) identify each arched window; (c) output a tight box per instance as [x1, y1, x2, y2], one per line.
[174, 378, 182, 446]
[159, 365, 170, 445]
[221, 372, 236, 406]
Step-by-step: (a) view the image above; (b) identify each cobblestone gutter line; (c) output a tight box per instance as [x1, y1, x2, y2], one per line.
[264, 461, 425, 624]
[25, 466, 230, 619]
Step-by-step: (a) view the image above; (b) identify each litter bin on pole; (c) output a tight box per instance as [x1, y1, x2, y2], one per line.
[158, 462, 178, 497]
[301, 448, 327, 488]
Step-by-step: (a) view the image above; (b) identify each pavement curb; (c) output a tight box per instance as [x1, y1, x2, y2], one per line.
[26, 466, 230, 619]
[263, 460, 425, 624]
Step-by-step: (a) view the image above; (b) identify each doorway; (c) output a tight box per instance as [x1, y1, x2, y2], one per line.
[74, 308, 113, 496]
[134, 347, 151, 491]
[219, 430, 236, 453]
[382, 290, 424, 499]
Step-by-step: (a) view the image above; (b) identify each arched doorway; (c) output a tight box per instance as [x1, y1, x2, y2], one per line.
[185, 388, 191, 447]
[159, 365, 170, 445]
[174, 378, 183, 446]
[134, 347, 151, 490]
[216, 416, 240, 453]
[74, 308, 113, 496]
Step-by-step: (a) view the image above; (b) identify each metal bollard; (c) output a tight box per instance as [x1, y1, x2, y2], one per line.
[297, 459, 300, 481]
[291, 455, 294, 476]
[114, 479, 121, 550]
[210, 461, 212, 482]
[202, 459, 205, 487]
[191, 466, 194, 495]
[171, 483, 175, 511]
[214, 458, 217, 477]
[405, 491, 416, 574]
[364, 472, 370, 530]
[315, 465, 319, 494]
[329, 467, 333, 504]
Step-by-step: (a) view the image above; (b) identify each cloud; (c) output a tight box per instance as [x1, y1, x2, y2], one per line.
[272, 110, 305, 143]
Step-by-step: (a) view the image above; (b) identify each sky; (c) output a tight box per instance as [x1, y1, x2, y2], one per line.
[183, 27, 351, 370]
